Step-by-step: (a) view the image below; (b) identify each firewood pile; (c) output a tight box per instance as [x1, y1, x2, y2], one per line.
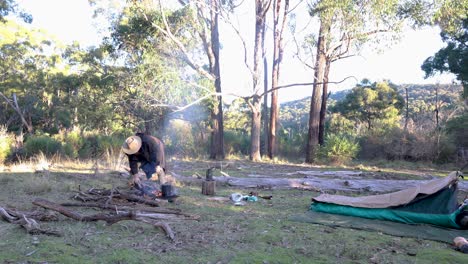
[0, 187, 198, 240]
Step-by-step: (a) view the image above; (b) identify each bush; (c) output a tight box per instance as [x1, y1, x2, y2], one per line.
[0, 126, 13, 164]
[224, 130, 250, 155]
[24, 135, 62, 157]
[278, 129, 307, 159]
[358, 127, 457, 163]
[78, 133, 124, 159]
[320, 133, 360, 164]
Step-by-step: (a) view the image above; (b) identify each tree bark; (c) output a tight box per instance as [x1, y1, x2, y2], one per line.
[268, 0, 289, 159]
[0, 92, 33, 133]
[250, 95, 262, 161]
[261, 16, 269, 157]
[209, 0, 225, 160]
[318, 59, 331, 145]
[249, 0, 270, 161]
[306, 21, 330, 163]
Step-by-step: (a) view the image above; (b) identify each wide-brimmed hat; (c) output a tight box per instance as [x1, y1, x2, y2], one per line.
[122, 135, 142, 155]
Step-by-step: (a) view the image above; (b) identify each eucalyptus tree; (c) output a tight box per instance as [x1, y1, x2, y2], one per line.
[333, 81, 404, 131]
[268, 0, 290, 159]
[0, 0, 31, 23]
[246, 0, 272, 161]
[113, 0, 228, 159]
[304, 0, 432, 163]
[61, 44, 124, 133]
[0, 20, 64, 133]
[422, 0, 467, 101]
[104, 1, 205, 137]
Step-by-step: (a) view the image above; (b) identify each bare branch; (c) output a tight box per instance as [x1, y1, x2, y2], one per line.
[224, 16, 255, 76]
[258, 76, 358, 98]
[138, 1, 214, 81]
[0, 92, 32, 132]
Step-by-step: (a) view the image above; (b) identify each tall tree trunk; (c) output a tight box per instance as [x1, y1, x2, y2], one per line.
[404, 86, 409, 131]
[209, 111, 220, 159]
[305, 21, 329, 163]
[209, 0, 224, 160]
[250, 95, 262, 161]
[318, 59, 331, 145]
[261, 13, 268, 157]
[268, 0, 289, 159]
[249, 0, 270, 162]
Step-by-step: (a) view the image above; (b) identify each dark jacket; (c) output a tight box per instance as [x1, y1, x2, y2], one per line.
[127, 133, 166, 176]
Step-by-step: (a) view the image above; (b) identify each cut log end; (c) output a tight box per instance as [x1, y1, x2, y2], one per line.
[202, 180, 216, 195]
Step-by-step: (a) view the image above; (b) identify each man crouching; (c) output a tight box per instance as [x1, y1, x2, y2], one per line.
[121, 132, 166, 188]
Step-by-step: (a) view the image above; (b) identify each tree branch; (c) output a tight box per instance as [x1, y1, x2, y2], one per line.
[138, 1, 214, 81]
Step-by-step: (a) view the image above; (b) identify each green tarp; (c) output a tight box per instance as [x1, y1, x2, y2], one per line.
[310, 171, 466, 229]
[290, 211, 468, 244]
[310, 202, 462, 229]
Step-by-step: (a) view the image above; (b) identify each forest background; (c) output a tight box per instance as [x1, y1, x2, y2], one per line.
[0, 0, 466, 168]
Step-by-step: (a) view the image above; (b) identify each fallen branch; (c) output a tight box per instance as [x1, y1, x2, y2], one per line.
[171, 172, 468, 194]
[83, 188, 162, 207]
[32, 198, 175, 240]
[0, 207, 61, 236]
[60, 202, 199, 220]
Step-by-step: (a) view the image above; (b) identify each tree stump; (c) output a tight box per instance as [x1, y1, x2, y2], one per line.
[201, 180, 216, 195]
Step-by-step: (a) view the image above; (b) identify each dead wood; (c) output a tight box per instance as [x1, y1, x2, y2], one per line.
[171, 172, 468, 194]
[79, 188, 163, 207]
[32, 198, 175, 240]
[0, 207, 61, 236]
[60, 202, 199, 220]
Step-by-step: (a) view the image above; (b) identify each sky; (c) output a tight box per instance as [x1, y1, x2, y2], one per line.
[14, 0, 457, 103]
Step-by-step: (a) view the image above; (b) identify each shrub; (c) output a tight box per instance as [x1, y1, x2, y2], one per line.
[0, 126, 13, 164]
[320, 133, 360, 164]
[446, 113, 468, 148]
[78, 133, 123, 159]
[24, 135, 62, 157]
[224, 130, 250, 155]
[278, 129, 306, 159]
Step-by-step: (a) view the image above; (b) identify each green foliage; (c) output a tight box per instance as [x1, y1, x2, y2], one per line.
[224, 99, 250, 133]
[0, 126, 13, 163]
[327, 113, 355, 135]
[277, 128, 307, 158]
[224, 130, 250, 155]
[319, 133, 360, 164]
[445, 113, 468, 148]
[77, 133, 124, 159]
[424, 1, 467, 98]
[358, 128, 456, 163]
[23, 135, 62, 157]
[333, 81, 404, 130]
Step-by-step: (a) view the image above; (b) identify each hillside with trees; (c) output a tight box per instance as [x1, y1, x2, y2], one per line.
[278, 82, 465, 163]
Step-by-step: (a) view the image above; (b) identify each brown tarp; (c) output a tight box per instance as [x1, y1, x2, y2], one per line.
[312, 171, 461, 208]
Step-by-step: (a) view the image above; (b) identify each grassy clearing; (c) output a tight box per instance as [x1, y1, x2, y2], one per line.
[0, 158, 467, 263]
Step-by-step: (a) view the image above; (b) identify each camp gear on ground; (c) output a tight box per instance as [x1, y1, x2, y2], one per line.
[311, 171, 467, 229]
[290, 210, 468, 244]
[161, 184, 177, 198]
